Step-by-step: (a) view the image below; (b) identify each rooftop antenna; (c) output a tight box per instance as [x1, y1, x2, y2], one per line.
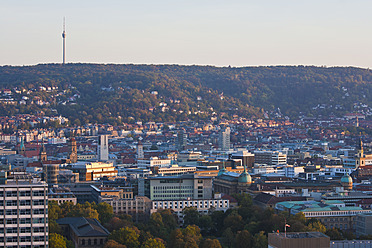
[62, 17, 66, 65]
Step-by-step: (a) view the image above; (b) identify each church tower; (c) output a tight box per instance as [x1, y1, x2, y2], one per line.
[68, 137, 78, 163]
[356, 136, 365, 168]
[39, 140, 47, 162]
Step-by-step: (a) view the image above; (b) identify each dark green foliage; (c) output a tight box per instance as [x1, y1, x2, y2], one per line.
[1, 64, 372, 123]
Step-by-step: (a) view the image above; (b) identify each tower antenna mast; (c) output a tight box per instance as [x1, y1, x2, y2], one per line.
[62, 17, 66, 65]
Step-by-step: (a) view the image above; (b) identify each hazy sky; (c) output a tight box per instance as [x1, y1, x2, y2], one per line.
[1, 0, 372, 67]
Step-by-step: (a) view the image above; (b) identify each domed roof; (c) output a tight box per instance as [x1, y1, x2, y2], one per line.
[217, 167, 227, 176]
[238, 166, 252, 184]
[341, 174, 353, 184]
[217, 162, 227, 177]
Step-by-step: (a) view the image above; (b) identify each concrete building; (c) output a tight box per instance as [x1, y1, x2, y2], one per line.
[48, 187, 77, 205]
[138, 174, 213, 201]
[100, 195, 152, 221]
[137, 157, 172, 168]
[152, 164, 196, 176]
[137, 142, 144, 159]
[276, 201, 372, 231]
[177, 129, 187, 151]
[268, 232, 330, 248]
[57, 217, 110, 248]
[254, 150, 287, 166]
[177, 151, 203, 163]
[218, 126, 230, 151]
[356, 213, 372, 237]
[43, 163, 59, 186]
[151, 195, 229, 225]
[0, 179, 48, 248]
[67, 161, 117, 181]
[98, 135, 109, 161]
[230, 150, 255, 168]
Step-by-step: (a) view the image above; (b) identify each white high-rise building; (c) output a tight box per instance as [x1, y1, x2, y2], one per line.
[98, 135, 109, 161]
[218, 127, 231, 151]
[137, 142, 144, 159]
[0, 179, 48, 248]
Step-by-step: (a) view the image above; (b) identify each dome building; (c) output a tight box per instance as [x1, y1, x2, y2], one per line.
[340, 174, 353, 190]
[214, 165, 252, 194]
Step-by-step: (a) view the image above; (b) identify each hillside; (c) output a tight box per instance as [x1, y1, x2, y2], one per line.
[0, 64, 371, 124]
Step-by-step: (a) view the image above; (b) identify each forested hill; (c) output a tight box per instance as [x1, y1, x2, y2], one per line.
[0, 64, 372, 124]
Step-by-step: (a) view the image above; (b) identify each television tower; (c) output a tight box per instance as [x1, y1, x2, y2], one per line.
[62, 17, 66, 65]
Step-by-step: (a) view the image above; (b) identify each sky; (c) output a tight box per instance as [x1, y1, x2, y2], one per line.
[1, 0, 372, 67]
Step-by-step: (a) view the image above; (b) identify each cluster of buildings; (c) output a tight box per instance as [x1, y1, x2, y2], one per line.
[0, 115, 372, 247]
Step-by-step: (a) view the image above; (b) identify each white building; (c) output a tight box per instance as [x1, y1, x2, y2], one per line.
[0, 179, 48, 248]
[218, 127, 231, 151]
[151, 197, 229, 224]
[137, 157, 172, 168]
[98, 135, 109, 161]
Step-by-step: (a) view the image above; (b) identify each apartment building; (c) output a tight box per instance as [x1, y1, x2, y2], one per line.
[0, 179, 48, 248]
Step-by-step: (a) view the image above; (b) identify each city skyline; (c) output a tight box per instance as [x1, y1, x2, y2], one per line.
[1, 0, 372, 67]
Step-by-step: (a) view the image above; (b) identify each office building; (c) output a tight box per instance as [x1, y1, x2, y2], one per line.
[137, 142, 144, 159]
[231, 150, 255, 168]
[137, 157, 172, 168]
[0, 179, 48, 248]
[98, 135, 109, 161]
[218, 127, 230, 151]
[68, 161, 117, 181]
[356, 213, 372, 237]
[177, 129, 187, 151]
[151, 196, 229, 225]
[138, 174, 213, 201]
[254, 150, 287, 166]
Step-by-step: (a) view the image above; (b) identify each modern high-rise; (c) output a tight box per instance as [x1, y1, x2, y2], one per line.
[98, 135, 109, 161]
[218, 127, 230, 151]
[137, 142, 144, 159]
[0, 179, 48, 248]
[177, 129, 187, 151]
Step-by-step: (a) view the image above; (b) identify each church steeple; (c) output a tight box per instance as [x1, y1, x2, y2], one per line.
[39, 139, 47, 162]
[217, 160, 227, 176]
[19, 136, 26, 156]
[358, 135, 364, 157]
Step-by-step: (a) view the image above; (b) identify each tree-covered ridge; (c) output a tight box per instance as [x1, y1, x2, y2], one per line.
[0, 64, 372, 124]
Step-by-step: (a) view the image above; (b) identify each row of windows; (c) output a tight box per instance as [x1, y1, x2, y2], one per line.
[0, 227, 45, 233]
[306, 211, 368, 217]
[0, 236, 46, 242]
[153, 194, 193, 199]
[0, 191, 45, 197]
[0, 208, 47, 216]
[154, 190, 193, 194]
[153, 186, 192, 190]
[0, 216, 47, 225]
